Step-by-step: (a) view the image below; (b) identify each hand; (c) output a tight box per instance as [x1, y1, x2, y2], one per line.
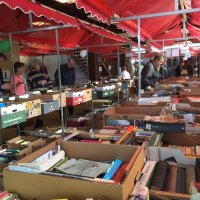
[16, 81, 23, 87]
[2, 83, 10, 90]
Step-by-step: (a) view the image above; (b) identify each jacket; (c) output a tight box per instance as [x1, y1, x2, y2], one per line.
[141, 61, 161, 89]
[54, 64, 75, 87]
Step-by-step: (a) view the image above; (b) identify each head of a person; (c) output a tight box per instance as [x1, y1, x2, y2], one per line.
[123, 65, 128, 71]
[67, 58, 75, 68]
[33, 59, 41, 71]
[14, 62, 25, 75]
[134, 61, 139, 68]
[0, 53, 6, 69]
[180, 60, 184, 66]
[153, 54, 164, 70]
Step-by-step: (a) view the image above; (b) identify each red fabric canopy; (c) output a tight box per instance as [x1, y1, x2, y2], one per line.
[191, 0, 200, 26]
[187, 23, 200, 40]
[75, 0, 182, 40]
[0, 0, 80, 28]
[0, 1, 129, 54]
[81, 22, 128, 42]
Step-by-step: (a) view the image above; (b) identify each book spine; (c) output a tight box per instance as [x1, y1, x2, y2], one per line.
[150, 161, 168, 191]
[163, 165, 177, 192]
[186, 166, 196, 194]
[103, 159, 123, 180]
[176, 167, 186, 194]
[113, 163, 127, 183]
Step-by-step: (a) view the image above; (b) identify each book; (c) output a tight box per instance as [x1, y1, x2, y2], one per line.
[186, 166, 196, 194]
[150, 161, 168, 191]
[113, 163, 127, 183]
[132, 161, 157, 197]
[18, 150, 65, 171]
[32, 145, 60, 164]
[126, 146, 142, 173]
[56, 158, 111, 178]
[148, 132, 163, 147]
[176, 167, 186, 194]
[163, 164, 177, 192]
[103, 159, 123, 180]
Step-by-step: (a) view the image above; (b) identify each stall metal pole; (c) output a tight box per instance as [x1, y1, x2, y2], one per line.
[111, 8, 200, 22]
[9, 33, 20, 135]
[28, 13, 33, 30]
[162, 41, 165, 80]
[117, 47, 120, 76]
[55, 28, 65, 134]
[137, 18, 141, 99]
[8, 34, 16, 95]
[86, 48, 89, 81]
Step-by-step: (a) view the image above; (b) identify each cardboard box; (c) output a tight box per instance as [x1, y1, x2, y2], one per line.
[83, 88, 92, 102]
[66, 96, 84, 106]
[137, 97, 171, 105]
[4, 141, 144, 200]
[15, 97, 42, 119]
[148, 133, 200, 166]
[41, 100, 60, 114]
[34, 92, 67, 108]
[0, 103, 26, 128]
[121, 101, 167, 107]
[103, 106, 163, 127]
[6, 136, 43, 147]
[179, 91, 200, 98]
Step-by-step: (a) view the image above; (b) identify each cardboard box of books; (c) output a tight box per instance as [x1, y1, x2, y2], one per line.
[180, 91, 200, 98]
[103, 106, 163, 127]
[6, 136, 43, 147]
[121, 101, 167, 107]
[0, 103, 26, 128]
[148, 133, 200, 166]
[144, 115, 186, 133]
[137, 97, 171, 105]
[4, 140, 144, 200]
[148, 161, 192, 199]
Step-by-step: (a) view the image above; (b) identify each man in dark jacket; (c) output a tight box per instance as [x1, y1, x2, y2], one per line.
[54, 58, 76, 116]
[141, 54, 164, 90]
[54, 58, 76, 87]
[0, 53, 10, 95]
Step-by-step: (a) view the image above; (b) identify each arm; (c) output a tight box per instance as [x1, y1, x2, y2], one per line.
[72, 68, 76, 85]
[0, 69, 4, 85]
[54, 68, 59, 86]
[27, 74, 35, 90]
[142, 65, 155, 87]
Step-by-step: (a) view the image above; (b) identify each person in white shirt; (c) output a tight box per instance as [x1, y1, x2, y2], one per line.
[121, 66, 131, 80]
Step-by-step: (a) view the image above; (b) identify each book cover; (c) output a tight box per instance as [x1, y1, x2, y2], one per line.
[176, 167, 186, 194]
[56, 159, 111, 178]
[150, 161, 168, 191]
[163, 164, 177, 192]
[186, 166, 196, 194]
[113, 163, 128, 183]
[103, 159, 123, 180]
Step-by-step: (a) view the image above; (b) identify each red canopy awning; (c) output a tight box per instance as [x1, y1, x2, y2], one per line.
[81, 22, 128, 42]
[191, 0, 200, 26]
[0, 1, 129, 54]
[0, 0, 80, 29]
[75, 0, 182, 41]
